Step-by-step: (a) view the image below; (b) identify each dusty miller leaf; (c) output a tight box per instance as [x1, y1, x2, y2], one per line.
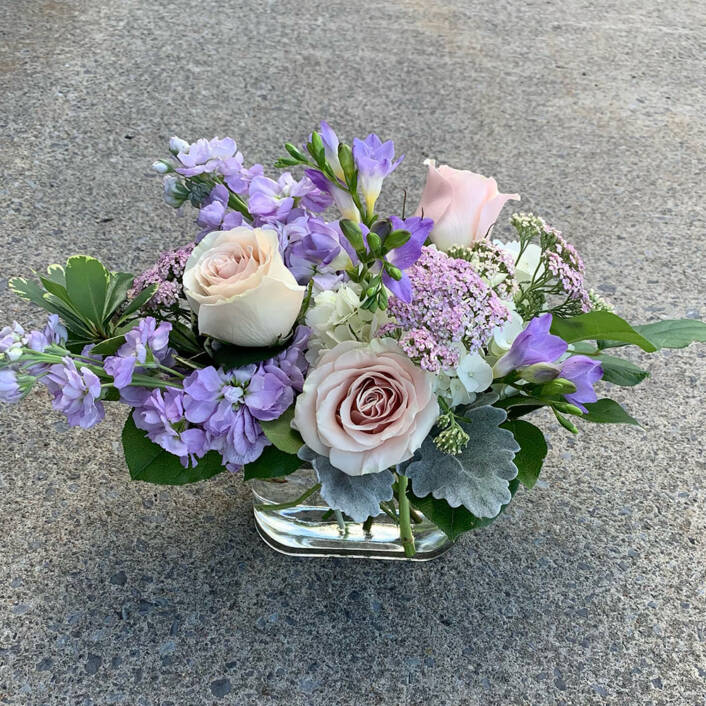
[403, 405, 519, 519]
[298, 446, 394, 523]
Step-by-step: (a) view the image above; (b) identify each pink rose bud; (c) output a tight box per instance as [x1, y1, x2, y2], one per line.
[414, 159, 519, 251]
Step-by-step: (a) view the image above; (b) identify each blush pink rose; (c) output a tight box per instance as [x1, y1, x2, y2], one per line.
[293, 339, 439, 476]
[414, 159, 519, 250]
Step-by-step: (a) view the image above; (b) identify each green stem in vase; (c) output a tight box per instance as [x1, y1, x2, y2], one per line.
[253, 483, 321, 512]
[362, 516, 374, 533]
[395, 473, 416, 558]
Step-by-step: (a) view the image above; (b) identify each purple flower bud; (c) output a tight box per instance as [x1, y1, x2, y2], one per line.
[494, 314, 568, 377]
[559, 355, 604, 413]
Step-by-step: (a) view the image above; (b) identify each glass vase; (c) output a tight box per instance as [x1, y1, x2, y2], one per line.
[251, 467, 453, 561]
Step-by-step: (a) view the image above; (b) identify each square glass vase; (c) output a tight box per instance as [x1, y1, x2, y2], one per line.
[251, 467, 453, 561]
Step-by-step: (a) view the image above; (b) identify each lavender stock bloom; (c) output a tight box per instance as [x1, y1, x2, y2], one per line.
[271, 325, 310, 391]
[0, 323, 24, 361]
[196, 184, 244, 240]
[0, 369, 22, 403]
[133, 388, 210, 467]
[494, 313, 568, 377]
[175, 137, 239, 177]
[285, 216, 343, 285]
[44, 357, 105, 429]
[104, 318, 172, 389]
[352, 134, 403, 214]
[559, 355, 603, 412]
[248, 173, 331, 222]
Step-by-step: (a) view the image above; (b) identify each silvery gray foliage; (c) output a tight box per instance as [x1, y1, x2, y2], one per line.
[297, 446, 395, 523]
[403, 405, 520, 518]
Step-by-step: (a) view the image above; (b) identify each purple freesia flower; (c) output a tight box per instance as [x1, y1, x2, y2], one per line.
[382, 216, 433, 301]
[494, 313, 568, 377]
[304, 168, 360, 222]
[352, 133, 403, 214]
[44, 357, 105, 429]
[559, 355, 603, 413]
[133, 388, 210, 467]
[104, 318, 173, 389]
[175, 137, 238, 177]
[0, 369, 22, 403]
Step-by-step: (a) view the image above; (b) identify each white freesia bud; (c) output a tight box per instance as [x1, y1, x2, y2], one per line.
[151, 160, 172, 174]
[162, 175, 189, 208]
[169, 136, 190, 155]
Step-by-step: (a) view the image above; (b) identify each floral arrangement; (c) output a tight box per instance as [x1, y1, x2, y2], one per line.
[2, 123, 704, 559]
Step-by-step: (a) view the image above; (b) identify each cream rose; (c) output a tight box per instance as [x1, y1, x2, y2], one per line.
[415, 159, 519, 250]
[183, 227, 305, 347]
[293, 339, 439, 476]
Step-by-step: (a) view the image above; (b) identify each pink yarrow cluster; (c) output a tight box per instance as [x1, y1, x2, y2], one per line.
[382, 247, 510, 373]
[128, 243, 195, 309]
[544, 226, 591, 312]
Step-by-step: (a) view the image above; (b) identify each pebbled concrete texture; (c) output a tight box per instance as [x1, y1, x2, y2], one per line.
[0, 0, 704, 703]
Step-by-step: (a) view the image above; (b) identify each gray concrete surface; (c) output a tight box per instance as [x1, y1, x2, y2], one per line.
[1, 1, 705, 703]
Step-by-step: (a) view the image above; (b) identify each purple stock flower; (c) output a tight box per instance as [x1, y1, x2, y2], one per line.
[559, 355, 603, 413]
[175, 137, 238, 177]
[183, 365, 272, 468]
[352, 133, 403, 214]
[494, 313, 568, 377]
[220, 156, 264, 196]
[248, 174, 295, 221]
[0, 369, 22, 403]
[271, 325, 310, 392]
[104, 318, 172, 389]
[285, 217, 342, 285]
[196, 184, 244, 240]
[246, 364, 294, 421]
[133, 388, 210, 467]
[0, 323, 24, 361]
[44, 357, 105, 429]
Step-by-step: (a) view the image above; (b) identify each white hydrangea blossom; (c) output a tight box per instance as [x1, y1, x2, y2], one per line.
[305, 282, 390, 363]
[434, 349, 494, 408]
[494, 239, 544, 284]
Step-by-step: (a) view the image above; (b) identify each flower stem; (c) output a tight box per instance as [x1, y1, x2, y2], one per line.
[362, 516, 374, 533]
[253, 482, 321, 512]
[396, 473, 416, 558]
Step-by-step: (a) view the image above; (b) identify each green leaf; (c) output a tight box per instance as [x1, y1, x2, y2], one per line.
[121, 414, 226, 485]
[38, 275, 73, 307]
[597, 355, 650, 386]
[633, 319, 706, 350]
[501, 419, 547, 489]
[212, 339, 290, 369]
[65, 256, 110, 328]
[404, 405, 519, 519]
[259, 407, 304, 454]
[168, 321, 203, 356]
[44, 264, 66, 286]
[409, 478, 521, 541]
[550, 311, 656, 352]
[90, 335, 127, 356]
[580, 398, 640, 426]
[242, 445, 301, 481]
[118, 283, 159, 323]
[103, 272, 134, 321]
[9, 276, 54, 308]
